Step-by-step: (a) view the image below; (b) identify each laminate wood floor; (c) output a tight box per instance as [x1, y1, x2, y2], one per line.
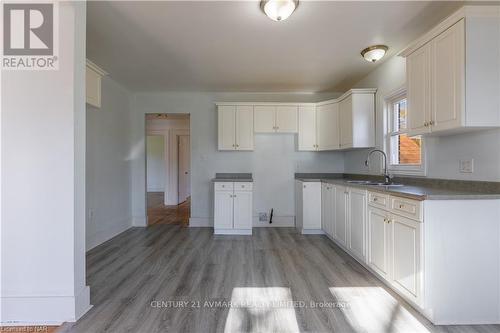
[60, 226, 500, 333]
[147, 192, 190, 226]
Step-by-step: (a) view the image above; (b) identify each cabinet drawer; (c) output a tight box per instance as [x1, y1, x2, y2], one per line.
[368, 191, 389, 209]
[390, 196, 422, 221]
[214, 182, 234, 191]
[235, 182, 253, 191]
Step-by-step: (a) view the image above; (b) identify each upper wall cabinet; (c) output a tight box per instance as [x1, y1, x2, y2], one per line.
[217, 89, 375, 152]
[218, 105, 254, 151]
[86, 60, 108, 109]
[401, 7, 500, 136]
[254, 105, 298, 133]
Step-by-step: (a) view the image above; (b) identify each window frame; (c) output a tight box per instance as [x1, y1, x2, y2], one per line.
[384, 87, 427, 176]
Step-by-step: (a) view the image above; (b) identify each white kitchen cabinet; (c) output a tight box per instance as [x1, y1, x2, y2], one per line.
[337, 89, 376, 149]
[407, 43, 432, 135]
[348, 188, 367, 262]
[254, 105, 298, 133]
[321, 183, 335, 238]
[317, 102, 340, 150]
[334, 185, 348, 247]
[214, 182, 252, 234]
[391, 213, 422, 304]
[367, 206, 391, 280]
[86, 60, 107, 109]
[402, 9, 500, 136]
[298, 106, 318, 151]
[217, 106, 254, 151]
[295, 181, 322, 234]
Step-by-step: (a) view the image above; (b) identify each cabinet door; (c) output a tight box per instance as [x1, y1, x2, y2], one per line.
[348, 188, 367, 262]
[317, 103, 340, 150]
[339, 97, 353, 148]
[321, 184, 335, 237]
[391, 214, 421, 304]
[218, 106, 236, 150]
[235, 106, 254, 150]
[334, 185, 348, 247]
[367, 207, 391, 280]
[233, 190, 253, 230]
[254, 106, 276, 133]
[407, 43, 432, 135]
[431, 19, 465, 132]
[302, 182, 322, 230]
[276, 106, 298, 133]
[298, 106, 317, 151]
[214, 190, 234, 229]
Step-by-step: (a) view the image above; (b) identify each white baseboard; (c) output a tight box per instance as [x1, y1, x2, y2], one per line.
[189, 217, 212, 227]
[190, 216, 295, 228]
[1, 286, 91, 325]
[300, 229, 325, 235]
[253, 215, 295, 227]
[86, 218, 133, 251]
[214, 229, 252, 235]
[147, 187, 163, 192]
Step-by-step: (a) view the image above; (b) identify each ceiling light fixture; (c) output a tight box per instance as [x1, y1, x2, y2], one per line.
[361, 45, 388, 63]
[261, 0, 298, 22]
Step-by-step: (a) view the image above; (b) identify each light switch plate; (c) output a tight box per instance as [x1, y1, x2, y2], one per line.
[459, 159, 474, 173]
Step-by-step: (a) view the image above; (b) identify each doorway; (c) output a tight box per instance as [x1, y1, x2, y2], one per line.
[145, 113, 190, 226]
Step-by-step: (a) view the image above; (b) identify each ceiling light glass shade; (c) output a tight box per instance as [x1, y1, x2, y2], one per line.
[261, 0, 298, 22]
[361, 45, 388, 62]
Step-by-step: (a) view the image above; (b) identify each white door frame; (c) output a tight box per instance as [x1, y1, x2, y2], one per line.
[165, 129, 190, 205]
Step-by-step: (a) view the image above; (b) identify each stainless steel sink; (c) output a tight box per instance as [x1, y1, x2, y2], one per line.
[346, 180, 404, 187]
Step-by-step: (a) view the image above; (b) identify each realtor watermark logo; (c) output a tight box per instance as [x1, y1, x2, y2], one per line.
[1, 1, 59, 70]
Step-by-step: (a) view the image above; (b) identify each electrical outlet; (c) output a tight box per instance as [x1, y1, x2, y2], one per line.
[259, 212, 268, 222]
[459, 159, 474, 173]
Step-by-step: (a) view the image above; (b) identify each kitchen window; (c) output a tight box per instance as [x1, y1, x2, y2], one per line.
[385, 88, 426, 176]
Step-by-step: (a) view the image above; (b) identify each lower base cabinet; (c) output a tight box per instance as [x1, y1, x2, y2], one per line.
[348, 188, 367, 262]
[295, 181, 322, 234]
[214, 182, 253, 234]
[334, 185, 348, 247]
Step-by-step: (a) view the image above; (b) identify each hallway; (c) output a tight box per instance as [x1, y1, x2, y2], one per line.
[147, 192, 190, 226]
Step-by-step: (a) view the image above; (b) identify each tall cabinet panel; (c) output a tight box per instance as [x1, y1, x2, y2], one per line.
[431, 19, 465, 132]
[218, 106, 236, 150]
[334, 185, 348, 247]
[339, 96, 353, 148]
[407, 44, 432, 135]
[317, 103, 340, 150]
[298, 106, 318, 151]
[348, 188, 367, 261]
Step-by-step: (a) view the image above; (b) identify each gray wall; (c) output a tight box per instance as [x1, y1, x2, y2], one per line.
[86, 76, 133, 250]
[130, 92, 344, 226]
[344, 56, 500, 181]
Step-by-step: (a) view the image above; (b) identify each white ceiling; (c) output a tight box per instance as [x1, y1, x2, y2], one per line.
[87, 1, 464, 93]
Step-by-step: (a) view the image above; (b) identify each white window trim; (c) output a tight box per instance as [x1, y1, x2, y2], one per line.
[384, 86, 427, 177]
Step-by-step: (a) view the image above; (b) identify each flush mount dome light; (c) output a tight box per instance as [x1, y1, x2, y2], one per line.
[361, 45, 388, 63]
[261, 0, 298, 22]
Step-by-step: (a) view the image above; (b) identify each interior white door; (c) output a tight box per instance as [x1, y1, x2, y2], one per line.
[391, 214, 421, 302]
[317, 103, 339, 150]
[254, 106, 275, 133]
[334, 185, 348, 247]
[367, 206, 391, 280]
[348, 188, 366, 261]
[233, 190, 253, 230]
[431, 19, 464, 132]
[275, 106, 298, 133]
[235, 106, 254, 150]
[298, 106, 317, 151]
[407, 43, 432, 135]
[178, 135, 190, 203]
[339, 96, 353, 148]
[218, 106, 236, 150]
[214, 190, 234, 229]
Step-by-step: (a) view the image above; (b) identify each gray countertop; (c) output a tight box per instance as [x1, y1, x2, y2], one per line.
[295, 175, 500, 201]
[212, 173, 253, 182]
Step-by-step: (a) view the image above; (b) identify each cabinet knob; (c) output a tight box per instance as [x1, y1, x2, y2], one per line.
[373, 197, 378, 201]
[429, 120, 435, 126]
[399, 204, 404, 209]
[424, 122, 429, 127]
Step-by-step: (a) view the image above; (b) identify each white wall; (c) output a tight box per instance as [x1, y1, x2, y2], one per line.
[146, 135, 165, 192]
[344, 55, 500, 182]
[1, 2, 89, 324]
[130, 92, 344, 227]
[86, 76, 133, 250]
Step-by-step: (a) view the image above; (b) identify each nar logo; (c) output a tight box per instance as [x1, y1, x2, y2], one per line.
[2, 2, 59, 70]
